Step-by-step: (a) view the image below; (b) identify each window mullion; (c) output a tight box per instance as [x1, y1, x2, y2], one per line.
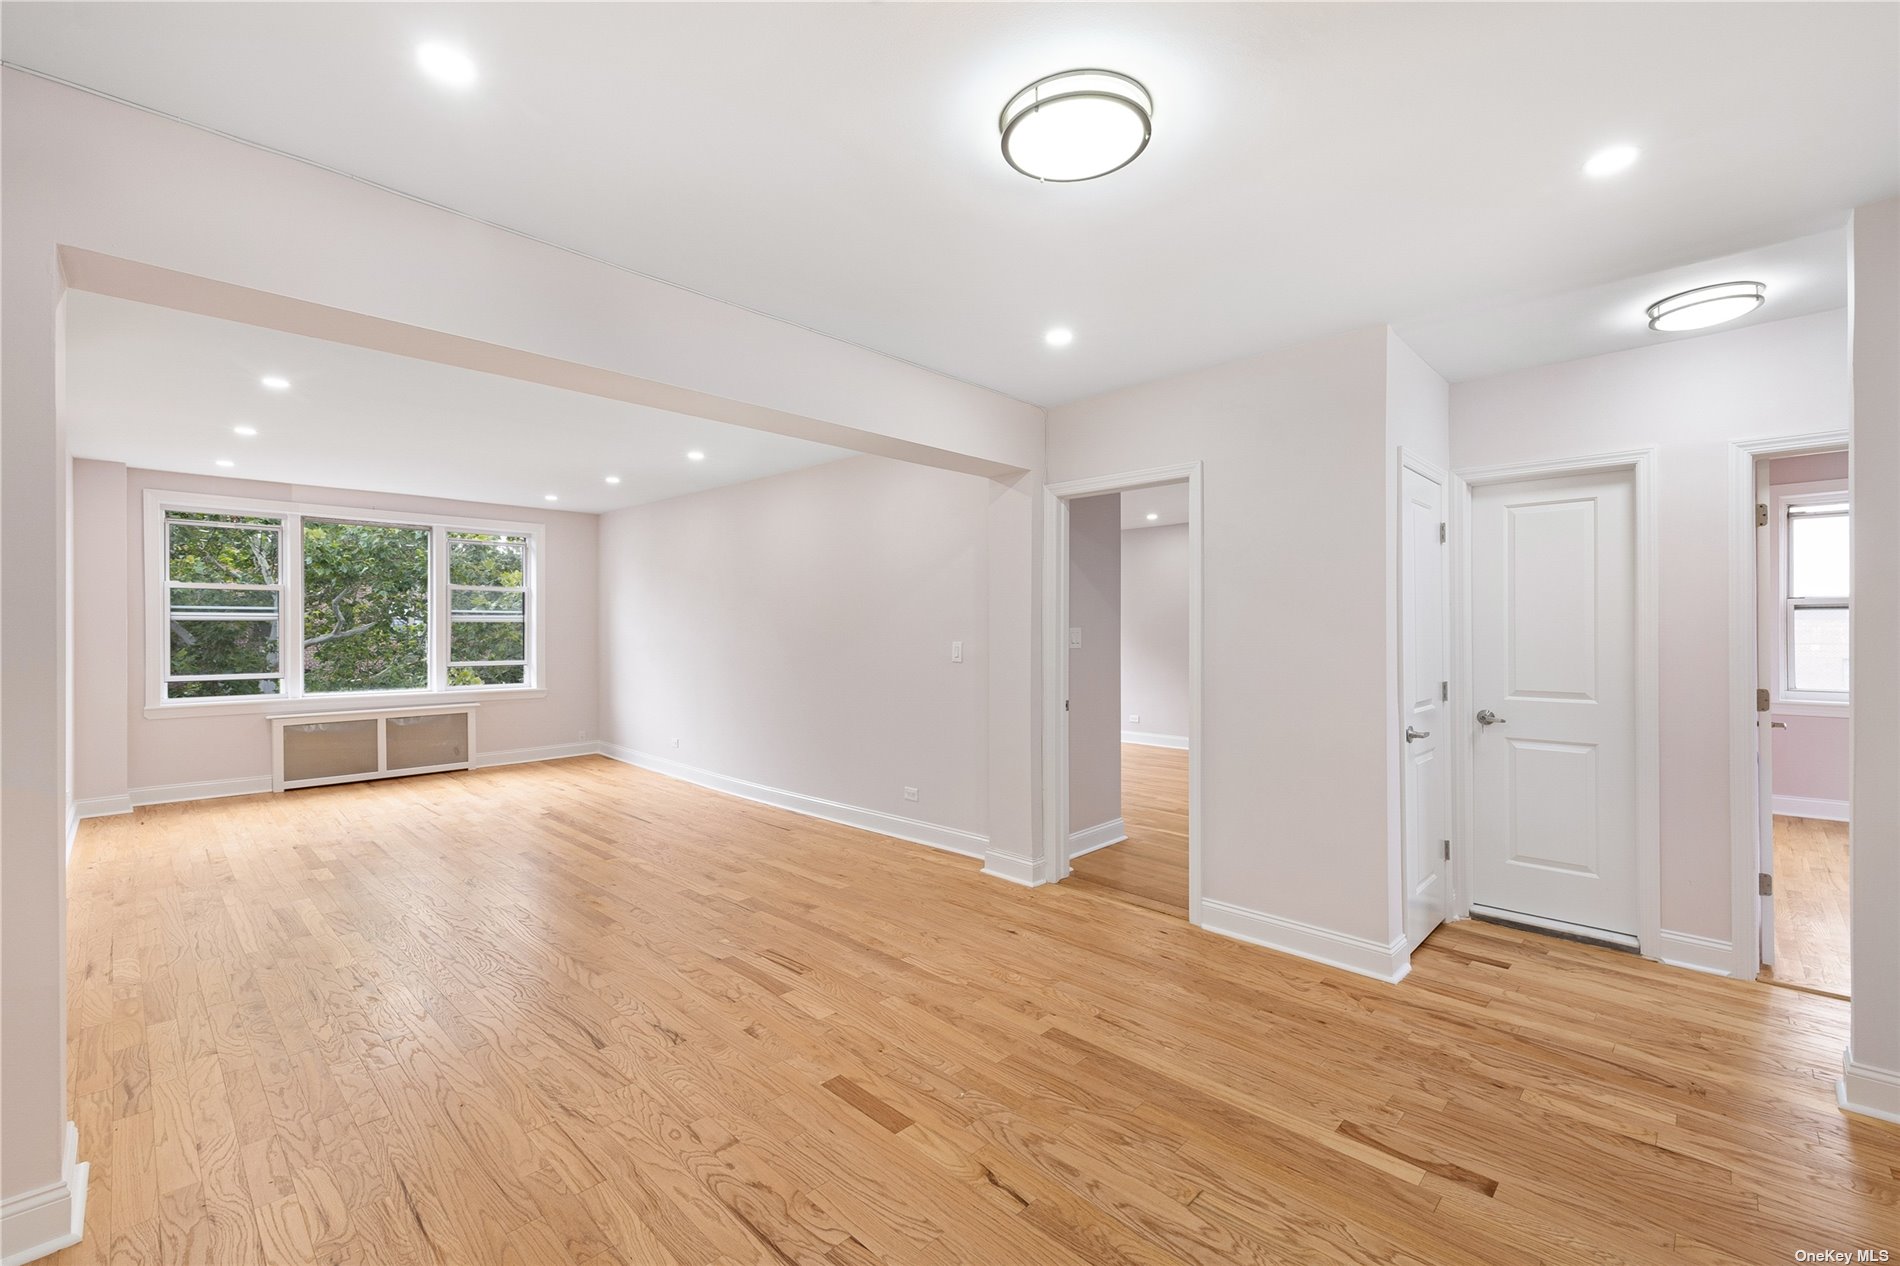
[432, 525, 448, 692]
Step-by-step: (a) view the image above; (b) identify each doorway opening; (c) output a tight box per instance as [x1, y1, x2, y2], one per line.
[1041, 465, 1202, 921]
[1063, 485, 1192, 917]
[1753, 445, 1851, 999]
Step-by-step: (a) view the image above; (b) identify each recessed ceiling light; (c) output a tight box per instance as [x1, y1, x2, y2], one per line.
[544, 493, 559, 502]
[1001, 69, 1153, 182]
[1146, 512, 1159, 521]
[604, 475, 621, 485]
[686, 450, 706, 462]
[215, 459, 235, 468]
[1647, 280, 1766, 332]
[417, 42, 478, 89]
[1044, 327, 1074, 348]
[233, 424, 257, 437]
[259, 375, 290, 391]
[1582, 144, 1640, 179]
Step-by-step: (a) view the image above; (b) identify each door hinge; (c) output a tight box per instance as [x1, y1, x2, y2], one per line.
[1440, 680, 1449, 702]
[1442, 839, 1451, 861]
[1064, 699, 1070, 712]
[1756, 688, 1770, 713]
[1439, 522, 1447, 544]
[1759, 872, 1773, 896]
[1756, 502, 1769, 528]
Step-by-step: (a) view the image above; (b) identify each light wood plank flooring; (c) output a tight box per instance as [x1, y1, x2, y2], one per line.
[1760, 814, 1852, 998]
[58, 756, 1897, 1265]
[1067, 744, 1188, 916]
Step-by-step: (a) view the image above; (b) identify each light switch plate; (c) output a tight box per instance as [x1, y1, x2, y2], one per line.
[1128, 714, 1140, 724]
[1069, 627, 1082, 648]
[951, 641, 963, 663]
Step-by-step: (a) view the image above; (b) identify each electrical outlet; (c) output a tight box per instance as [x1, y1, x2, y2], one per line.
[1069, 627, 1083, 648]
[951, 640, 963, 663]
[903, 786, 919, 802]
[1128, 714, 1140, 724]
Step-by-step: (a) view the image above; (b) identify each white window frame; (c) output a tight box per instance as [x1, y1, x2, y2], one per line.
[1772, 479, 1850, 715]
[144, 489, 545, 718]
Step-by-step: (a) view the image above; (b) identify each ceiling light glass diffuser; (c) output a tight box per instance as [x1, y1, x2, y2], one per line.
[1583, 144, 1640, 178]
[1646, 281, 1766, 332]
[417, 42, 478, 89]
[1000, 69, 1152, 182]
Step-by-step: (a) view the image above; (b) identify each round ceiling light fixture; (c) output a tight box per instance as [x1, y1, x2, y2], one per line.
[1646, 280, 1766, 333]
[1000, 69, 1152, 182]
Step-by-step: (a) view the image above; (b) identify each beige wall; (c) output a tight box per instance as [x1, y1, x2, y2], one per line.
[1066, 493, 1122, 833]
[1451, 308, 1850, 946]
[69, 461, 602, 799]
[1120, 523, 1190, 742]
[598, 455, 991, 841]
[1049, 325, 1401, 956]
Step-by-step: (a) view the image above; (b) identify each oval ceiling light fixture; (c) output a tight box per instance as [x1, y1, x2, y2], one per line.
[686, 450, 706, 462]
[1044, 326, 1074, 347]
[259, 375, 290, 391]
[417, 42, 478, 89]
[233, 424, 257, 437]
[1146, 512, 1159, 521]
[1000, 69, 1152, 182]
[1583, 143, 1640, 179]
[604, 475, 622, 485]
[1646, 280, 1766, 332]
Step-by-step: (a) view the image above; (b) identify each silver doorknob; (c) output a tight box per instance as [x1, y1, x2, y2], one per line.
[1405, 726, 1430, 742]
[1476, 709, 1506, 726]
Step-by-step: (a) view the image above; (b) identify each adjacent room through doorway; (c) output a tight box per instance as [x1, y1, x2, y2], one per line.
[1758, 448, 1852, 998]
[1065, 484, 1191, 917]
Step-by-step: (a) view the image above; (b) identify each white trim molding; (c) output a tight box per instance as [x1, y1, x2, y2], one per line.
[1067, 817, 1127, 857]
[1199, 900, 1411, 984]
[1839, 1049, 1900, 1125]
[1727, 431, 1852, 982]
[1772, 795, 1850, 822]
[130, 775, 275, 806]
[1451, 447, 1661, 967]
[981, 849, 1051, 887]
[598, 744, 989, 860]
[1, 1122, 88, 1266]
[1654, 929, 1739, 977]
[1120, 730, 1188, 750]
[72, 795, 133, 819]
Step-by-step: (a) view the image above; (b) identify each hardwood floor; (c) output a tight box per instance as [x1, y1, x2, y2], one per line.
[58, 756, 1897, 1265]
[1067, 744, 1188, 916]
[1760, 814, 1852, 998]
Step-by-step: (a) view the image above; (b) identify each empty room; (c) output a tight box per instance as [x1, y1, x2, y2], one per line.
[2, 5, 1897, 1265]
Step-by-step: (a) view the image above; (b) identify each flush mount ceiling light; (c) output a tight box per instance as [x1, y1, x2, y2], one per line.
[215, 459, 235, 468]
[1646, 280, 1766, 332]
[1044, 327, 1074, 347]
[1000, 69, 1152, 182]
[259, 375, 290, 391]
[417, 42, 478, 89]
[604, 475, 621, 485]
[1146, 512, 1159, 521]
[233, 424, 257, 437]
[544, 493, 559, 502]
[686, 450, 706, 462]
[1583, 144, 1640, 178]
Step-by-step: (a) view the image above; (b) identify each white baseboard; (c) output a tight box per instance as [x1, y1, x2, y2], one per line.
[1, 1121, 88, 1266]
[1839, 1049, 1900, 1125]
[1121, 730, 1188, 750]
[1198, 899, 1411, 983]
[981, 849, 1050, 887]
[128, 775, 274, 807]
[73, 795, 132, 819]
[1772, 795, 1849, 822]
[1067, 817, 1127, 857]
[597, 743, 988, 860]
[1654, 929, 1739, 977]
[472, 741, 598, 769]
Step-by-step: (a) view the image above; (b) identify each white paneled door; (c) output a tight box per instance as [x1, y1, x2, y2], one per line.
[1470, 469, 1639, 941]
[1401, 464, 1450, 948]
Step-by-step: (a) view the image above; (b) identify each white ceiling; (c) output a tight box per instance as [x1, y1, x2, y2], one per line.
[1396, 228, 1849, 382]
[4, 4, 1894, 402]
[62, 292, 853, 513]
[1119, 484, 1188, 530]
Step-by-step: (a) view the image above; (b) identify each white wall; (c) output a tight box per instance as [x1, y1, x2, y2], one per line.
[1845, 197, 1900, 1122]
[1451, 309, 1850, 949]
[68, 461, 602, 800]
[1048, 325, 1406, 971]
[1121, 523, 1190, 743]
[598, 455, 991, 844]
[1067, 493, 1121, 834]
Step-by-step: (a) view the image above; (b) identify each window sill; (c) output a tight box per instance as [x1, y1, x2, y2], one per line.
[1771, 698, 1849, 719]
[143, 686, 547, 721]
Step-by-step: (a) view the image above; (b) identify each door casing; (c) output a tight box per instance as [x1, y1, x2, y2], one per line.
[1450, 448, 1661, 959]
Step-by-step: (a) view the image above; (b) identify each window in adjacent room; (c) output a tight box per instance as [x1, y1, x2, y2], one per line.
[1781, 491, 1850, 704]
